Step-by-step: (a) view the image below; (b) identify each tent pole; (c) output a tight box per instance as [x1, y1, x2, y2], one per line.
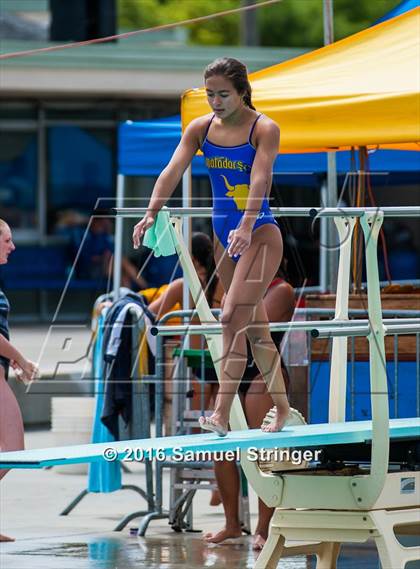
[113, 173, 124, 301]
[323, 0, 334, 44]
[319, 180, 328, 292]
[323, 0, 339, 292]
[182, 165, 192, 313]
[326, 153, 339, 292]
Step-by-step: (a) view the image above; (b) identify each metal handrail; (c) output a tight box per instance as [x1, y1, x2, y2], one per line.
[114, 206, 420, 218]
[151, 318, 420, 337]
[312, 322, 420, 339]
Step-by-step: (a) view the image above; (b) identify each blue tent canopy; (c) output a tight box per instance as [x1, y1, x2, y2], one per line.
[375, 0, 419, 25]
[118, 117, 419, 186]
[118, 117, 207, 177]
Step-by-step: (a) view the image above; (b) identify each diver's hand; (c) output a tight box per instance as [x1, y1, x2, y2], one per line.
[12, 358, 39, 384]
[132, 213, 156, 249]
[227, 226, 252, 258]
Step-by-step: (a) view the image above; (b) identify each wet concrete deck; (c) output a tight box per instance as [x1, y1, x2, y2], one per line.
[0, 431, 387, 569]
[0, 537, 382, 569]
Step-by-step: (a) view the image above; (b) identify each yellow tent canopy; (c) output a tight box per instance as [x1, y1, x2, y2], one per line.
[181, 8, 420, 153]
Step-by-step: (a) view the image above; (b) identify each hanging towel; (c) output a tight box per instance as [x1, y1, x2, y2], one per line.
[88, 311, 122, 493]
[101, 296, 153, 438]
[143, 209, 177, 257]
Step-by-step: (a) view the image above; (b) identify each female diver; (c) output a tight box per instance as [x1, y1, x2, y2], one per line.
[133, 57, 290, 436]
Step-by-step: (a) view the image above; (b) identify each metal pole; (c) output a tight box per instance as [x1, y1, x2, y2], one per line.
[309, 207, 420, 218]
[115, 206, 420, 219]
[240, 0, 259, 46]
[151, 319, 420, 337]
[319, 180, 328, 292]
[38, 107, 47, 239]
[417, 333, 420, 417]
[323, 0, 338, 293]
[323, 0, 334, 45]
[113, 174, 124, 300]
[182, 166, 192, 315]
[313, 323, 420, 339]
[298, 308, 420, 317]
[115, 207, 314, 218]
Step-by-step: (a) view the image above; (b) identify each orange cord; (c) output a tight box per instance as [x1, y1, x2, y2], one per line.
[0, 0, 281, 60]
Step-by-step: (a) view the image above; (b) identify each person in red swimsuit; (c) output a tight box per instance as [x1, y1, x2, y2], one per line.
[204, 263, 295, 550]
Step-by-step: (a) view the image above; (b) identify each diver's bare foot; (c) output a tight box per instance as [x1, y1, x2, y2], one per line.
[252, 533, 267, 551]
[209, 489, 222, 506]
[0, 534, 15, 542]
[261, 404, 290, 433]
[204, 526, 242, 544]
[199, 415, 228, 437]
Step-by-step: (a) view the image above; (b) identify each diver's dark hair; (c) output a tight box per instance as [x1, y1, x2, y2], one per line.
[204, 57, 256, 110]
[192, 232, 218, 307]
[276, 256, 291, 283]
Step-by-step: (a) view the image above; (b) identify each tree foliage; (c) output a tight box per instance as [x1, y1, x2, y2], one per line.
[118, 0, 401, 47]
[258, 0, 398, 47]
[118, 0, 239, 44]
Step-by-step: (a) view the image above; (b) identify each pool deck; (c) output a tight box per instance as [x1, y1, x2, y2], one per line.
[0, 430, 385, 569]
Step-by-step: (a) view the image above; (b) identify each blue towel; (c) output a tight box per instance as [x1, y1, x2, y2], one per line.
[88, 312, 122, 493]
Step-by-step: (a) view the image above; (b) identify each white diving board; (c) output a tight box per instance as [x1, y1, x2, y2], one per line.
[0, 418, 418, 470]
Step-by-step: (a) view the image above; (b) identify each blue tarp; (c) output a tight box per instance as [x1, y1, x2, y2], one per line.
[118, 117, 207, 177]
[118, 117, 420, 186]
[375, 0, 419, 25]
[310, 361, 417, 423]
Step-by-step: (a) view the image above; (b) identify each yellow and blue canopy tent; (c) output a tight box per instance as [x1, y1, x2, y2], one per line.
[181, 6, 420, 293]
[181, 7, 420, 153]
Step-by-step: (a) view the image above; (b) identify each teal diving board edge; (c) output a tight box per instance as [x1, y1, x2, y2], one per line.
[0, 418, 418, 469]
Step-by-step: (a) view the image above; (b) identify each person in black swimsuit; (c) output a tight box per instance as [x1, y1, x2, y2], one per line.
[0, 219, 38, 542]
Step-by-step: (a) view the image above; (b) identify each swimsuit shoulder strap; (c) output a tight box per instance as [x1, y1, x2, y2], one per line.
[248, 113, 262, 145]
[201, 114, 215, 147]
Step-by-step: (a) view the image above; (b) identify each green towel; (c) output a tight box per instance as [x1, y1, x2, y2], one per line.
[143, 209, 177, 257]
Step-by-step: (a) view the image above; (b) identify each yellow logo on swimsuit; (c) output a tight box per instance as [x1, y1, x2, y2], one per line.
[221, 175, 249, 211]
[205, 157, 250, 172]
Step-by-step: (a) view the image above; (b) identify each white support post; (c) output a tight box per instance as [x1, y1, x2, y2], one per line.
[329, 216, 356, 422]
[113, 174, 125, 301]
[182, 166, 192, 315]
[351, 211, 389, 507]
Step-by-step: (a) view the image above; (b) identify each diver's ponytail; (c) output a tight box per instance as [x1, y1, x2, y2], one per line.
[243, 88, 256, 110]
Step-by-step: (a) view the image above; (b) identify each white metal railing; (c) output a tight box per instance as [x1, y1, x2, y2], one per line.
[114, 206, 420, 218]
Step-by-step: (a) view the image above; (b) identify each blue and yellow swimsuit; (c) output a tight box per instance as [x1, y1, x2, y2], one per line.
[202, 113, 278, 261]
[0, 288, 10, 379]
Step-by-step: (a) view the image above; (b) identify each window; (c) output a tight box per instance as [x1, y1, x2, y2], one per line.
[47, 126, 115, 233]
[0, 130, 38, 234]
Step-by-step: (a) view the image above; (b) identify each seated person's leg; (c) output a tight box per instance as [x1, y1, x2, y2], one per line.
[243, 374, 275, 551]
